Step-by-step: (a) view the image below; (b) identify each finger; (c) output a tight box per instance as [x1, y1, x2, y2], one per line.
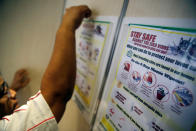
[84, 9, 91, 18]
[20, 74, 30, 82]
[78, 5, 91, 18]
[9, 89, 16, 99]
[21, 78, 30, 87]
[17, 68, 26, 73]
[19, 70, 29, 78]
[16, 69, 27, 76]
[21, 70, 28, 76]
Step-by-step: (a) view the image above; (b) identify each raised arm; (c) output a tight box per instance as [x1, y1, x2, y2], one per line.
[41, 5, 91, 122]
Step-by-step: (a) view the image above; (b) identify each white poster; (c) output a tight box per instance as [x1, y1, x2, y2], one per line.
[75, 20, 111, 107]
[99, 24, 196, 131]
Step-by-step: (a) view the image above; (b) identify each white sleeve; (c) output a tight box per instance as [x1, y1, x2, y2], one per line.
[0, 91, 58, 131]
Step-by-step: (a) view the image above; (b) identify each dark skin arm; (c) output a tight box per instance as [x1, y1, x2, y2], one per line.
[41, 5, 91, 123]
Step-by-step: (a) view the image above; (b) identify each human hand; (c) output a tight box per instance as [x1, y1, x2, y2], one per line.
[10, 69, 30, 91]
[60, 5, 91, 32]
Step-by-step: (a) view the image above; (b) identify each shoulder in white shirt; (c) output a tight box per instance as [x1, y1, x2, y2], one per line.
[0, 91, 58, 131]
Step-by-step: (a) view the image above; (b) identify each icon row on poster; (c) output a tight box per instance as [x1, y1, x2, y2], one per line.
[121, 61, 193, 107]
[123, 61, 156, 87]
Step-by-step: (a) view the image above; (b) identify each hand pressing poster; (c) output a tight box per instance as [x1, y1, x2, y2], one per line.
[100, 24, 196, 131]
[75, 20, 110, 108]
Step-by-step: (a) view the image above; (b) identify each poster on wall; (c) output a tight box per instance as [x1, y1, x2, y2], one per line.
[99, 24, 196, 131]
[74, 20, 111, 109]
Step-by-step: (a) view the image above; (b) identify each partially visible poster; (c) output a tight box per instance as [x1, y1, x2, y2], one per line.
[99, 24, 196, 131]
[75, 20, 110, 108]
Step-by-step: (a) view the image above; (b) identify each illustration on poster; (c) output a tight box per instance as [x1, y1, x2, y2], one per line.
[119, 61, 132, 80]
[79, 40, 100, 61]
[94, 25, 105, 37]
[124, 62, 131, 72]
[130, 71, 141, 85]
[76, 73, 91, 96]
[132, 71, 141, 82]
[143, 72, 157, 87]
[82, 23, 105, 37]
[172, 86, 193, 107]
[169, 37, 196, 62]
[93, 48, 100, 61]
[79, 41, 91, 59]
[153, 85, 169, 102]
[156, 87, 168, 100]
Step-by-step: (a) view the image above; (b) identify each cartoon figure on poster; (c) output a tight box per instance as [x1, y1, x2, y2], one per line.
[76, 73, 85, 90]
[153, 85, 169, 102]
[75, 73, 91, 97]
[78, 40, 92, 60]
[94, 25, 105, 37]
[78, 77, 86, 91]
[118, 61, 132, 83]
[127, 71, 141, 92]
[124, 62, 131, 72]
[82, 85, 91, 96]
[81, 83, 91, 96]
[87, 47, 100, 62]
[124, 63, 130, 73]
[168, 37, 196, 63]
[143, 72, 156, 87]
[130, 71, 141, 85]
[93, 48, 100, 61]
[172, 86, 193, 107]
[78, 41, 101, 63]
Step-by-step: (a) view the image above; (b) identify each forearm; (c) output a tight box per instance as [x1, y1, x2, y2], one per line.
[40, 5, 91, 122]
[41, 29, 76, 122]
[41, 29, 76, 101]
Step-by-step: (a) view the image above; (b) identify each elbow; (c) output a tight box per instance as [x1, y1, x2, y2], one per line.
[41, 72, 75, 103]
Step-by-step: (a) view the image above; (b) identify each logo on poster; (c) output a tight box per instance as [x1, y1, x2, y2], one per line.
[126, 50, 133, 58]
